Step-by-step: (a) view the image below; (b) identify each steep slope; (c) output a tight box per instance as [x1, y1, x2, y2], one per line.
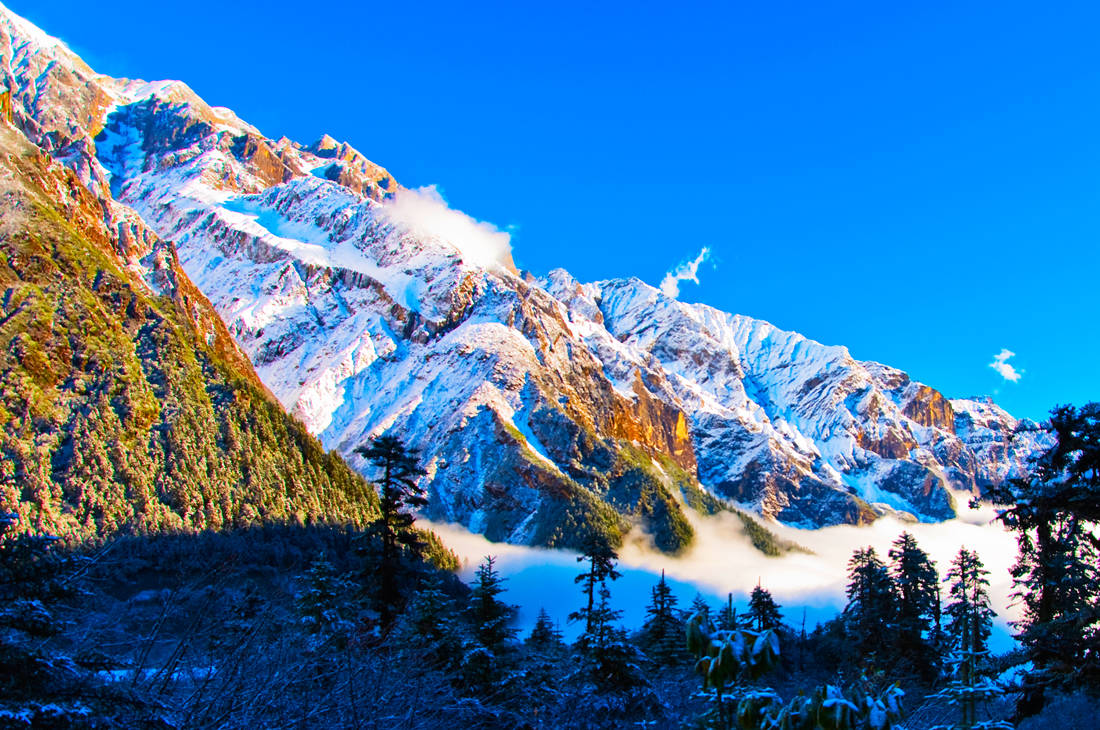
[0, 119, 378, 537]
[0, 5, 1040, 548]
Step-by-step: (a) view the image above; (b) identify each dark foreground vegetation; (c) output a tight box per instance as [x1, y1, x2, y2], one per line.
[2, 405, 1098, 728]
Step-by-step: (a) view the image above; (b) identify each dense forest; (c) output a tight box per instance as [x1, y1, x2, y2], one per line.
[1, 405, 1098, 728]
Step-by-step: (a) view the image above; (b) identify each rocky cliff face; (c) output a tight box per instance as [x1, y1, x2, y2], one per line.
[0, 4, 1041, 549]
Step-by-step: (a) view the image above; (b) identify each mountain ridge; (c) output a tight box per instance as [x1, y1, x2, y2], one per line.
[0, 4, 1040, 551]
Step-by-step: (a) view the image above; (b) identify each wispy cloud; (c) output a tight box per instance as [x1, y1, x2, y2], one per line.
[660, 247, 711, 299]
[989, 348, 1023, 383]
[383, 185, 513, 271]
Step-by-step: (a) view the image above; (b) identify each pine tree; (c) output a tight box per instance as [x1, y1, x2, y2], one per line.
[640, 570, 683, 663]
[748, 584, 783, 632]
[295, 553, 351, 641]
[688, 593, 712, 624]
[932, 548, 1008, 730]
[354, 435, 428, 627]
[468, 555, 516, 652]
[844, 546, 897, 661]
[985, 403, 1100, 715]
[566, 533, 648, 692]
[943, 548, 994, 663]
[526, 607, 564, 652]
[584, 581, 623, 654]
[568, 531, 622, 637]
[888, 531, 940, 676]
[396, 571, 462, 666]
[716, 592, 739, 630]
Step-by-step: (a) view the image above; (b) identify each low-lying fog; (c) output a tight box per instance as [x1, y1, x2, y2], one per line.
[425, 494, 1021, 652]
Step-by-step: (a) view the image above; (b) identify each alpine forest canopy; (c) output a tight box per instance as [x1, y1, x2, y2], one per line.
[0, 125, 381, 538]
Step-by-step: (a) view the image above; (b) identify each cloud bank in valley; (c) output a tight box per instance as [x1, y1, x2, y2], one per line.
[660, 246, 711, 299]
[384, 185, 513, 271]
[426, 496, 1021, 651]
[990, 348, 1023, 383]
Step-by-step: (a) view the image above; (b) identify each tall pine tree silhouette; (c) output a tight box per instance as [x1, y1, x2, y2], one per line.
[468, 555, 516, 652]
[748, 583, 783, 632]
[889, 531, 940, 677]
[985, 403, 1100, 715]
[355, 435, 427, 627]
[844, 546, 896, 661]
[641, 570, 682, 663]
[569, 531, 622, 637]
[944, 548, 994, 662]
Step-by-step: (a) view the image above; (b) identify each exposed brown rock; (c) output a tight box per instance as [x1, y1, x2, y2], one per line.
[308, 134, 400, 203]
[903, 383, 956, 431]
[228, 132, 301, 187]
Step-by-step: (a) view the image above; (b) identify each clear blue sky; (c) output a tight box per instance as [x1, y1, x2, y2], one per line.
[16, 0, 1100, 421]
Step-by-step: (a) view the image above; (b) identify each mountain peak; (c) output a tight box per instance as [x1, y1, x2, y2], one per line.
[0, 2, 65, 51]
[1, 9, 1043, 549]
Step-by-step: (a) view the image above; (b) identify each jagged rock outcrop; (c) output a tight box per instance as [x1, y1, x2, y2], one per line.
[0, 4, 1042, 549]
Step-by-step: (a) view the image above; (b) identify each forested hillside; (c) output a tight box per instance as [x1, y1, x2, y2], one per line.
[0, 123, 378, 536]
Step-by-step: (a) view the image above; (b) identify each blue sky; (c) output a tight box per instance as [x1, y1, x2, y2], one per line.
[16, 0, 1099, 420]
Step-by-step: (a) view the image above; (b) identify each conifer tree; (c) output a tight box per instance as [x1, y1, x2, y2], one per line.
[716, 592, 739, 630]
[583, 581, 623, 654]
[931, 548, 1008, 730]
[985, 403, 1100, 714]
[397, 572, 462, 666]
[640, 570, 683, 663]
[689, 593, 712, 624]
[748, 584, 783, 632]
[888, 531, 940, 675]
[354, 435, 427, 627]
[569, 531, 622, 636]
[468, 555, 516, 652]
[845, 546, 897, 660]
[526, 607, 564, 652]
[296, 552, 351, 641]
[943, 547, 994, 663]
[567, 534, 648, 691]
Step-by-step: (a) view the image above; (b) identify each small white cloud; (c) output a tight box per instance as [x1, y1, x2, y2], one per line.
[989, 348, 1022, 383]
[383, 185, 513, 271]
[660, 247, 711, 299]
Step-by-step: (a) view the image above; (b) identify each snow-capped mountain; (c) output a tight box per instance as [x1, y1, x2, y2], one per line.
[0, 4, 1040, 549]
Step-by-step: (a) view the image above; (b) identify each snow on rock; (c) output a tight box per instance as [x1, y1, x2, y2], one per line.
[0, 2, 1045, 545]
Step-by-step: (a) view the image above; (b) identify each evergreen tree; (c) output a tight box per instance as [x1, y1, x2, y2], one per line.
[354, 435, 428, 627]
[985, 403, 1100, 715]
[844, 546, 897, 660]
[468, 555, 516, 652]
[396, 572, 462, 666]
[640, 570, 683, 663]
[888, 531, 940, 676]
[580, 582, 649, 692]
[566, 535, 648, 691]
[943, 547, 994, 663]
[748, 584, 783, 632]
[688, 593, 712, 624]
[295, 553, 352, 641]
[582, 581, 623, 655]
[526, 607, 564, 652]
[933, 548, 1007, 730]
[716, 592, 739, 630]
[568, 531, 622, 636]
